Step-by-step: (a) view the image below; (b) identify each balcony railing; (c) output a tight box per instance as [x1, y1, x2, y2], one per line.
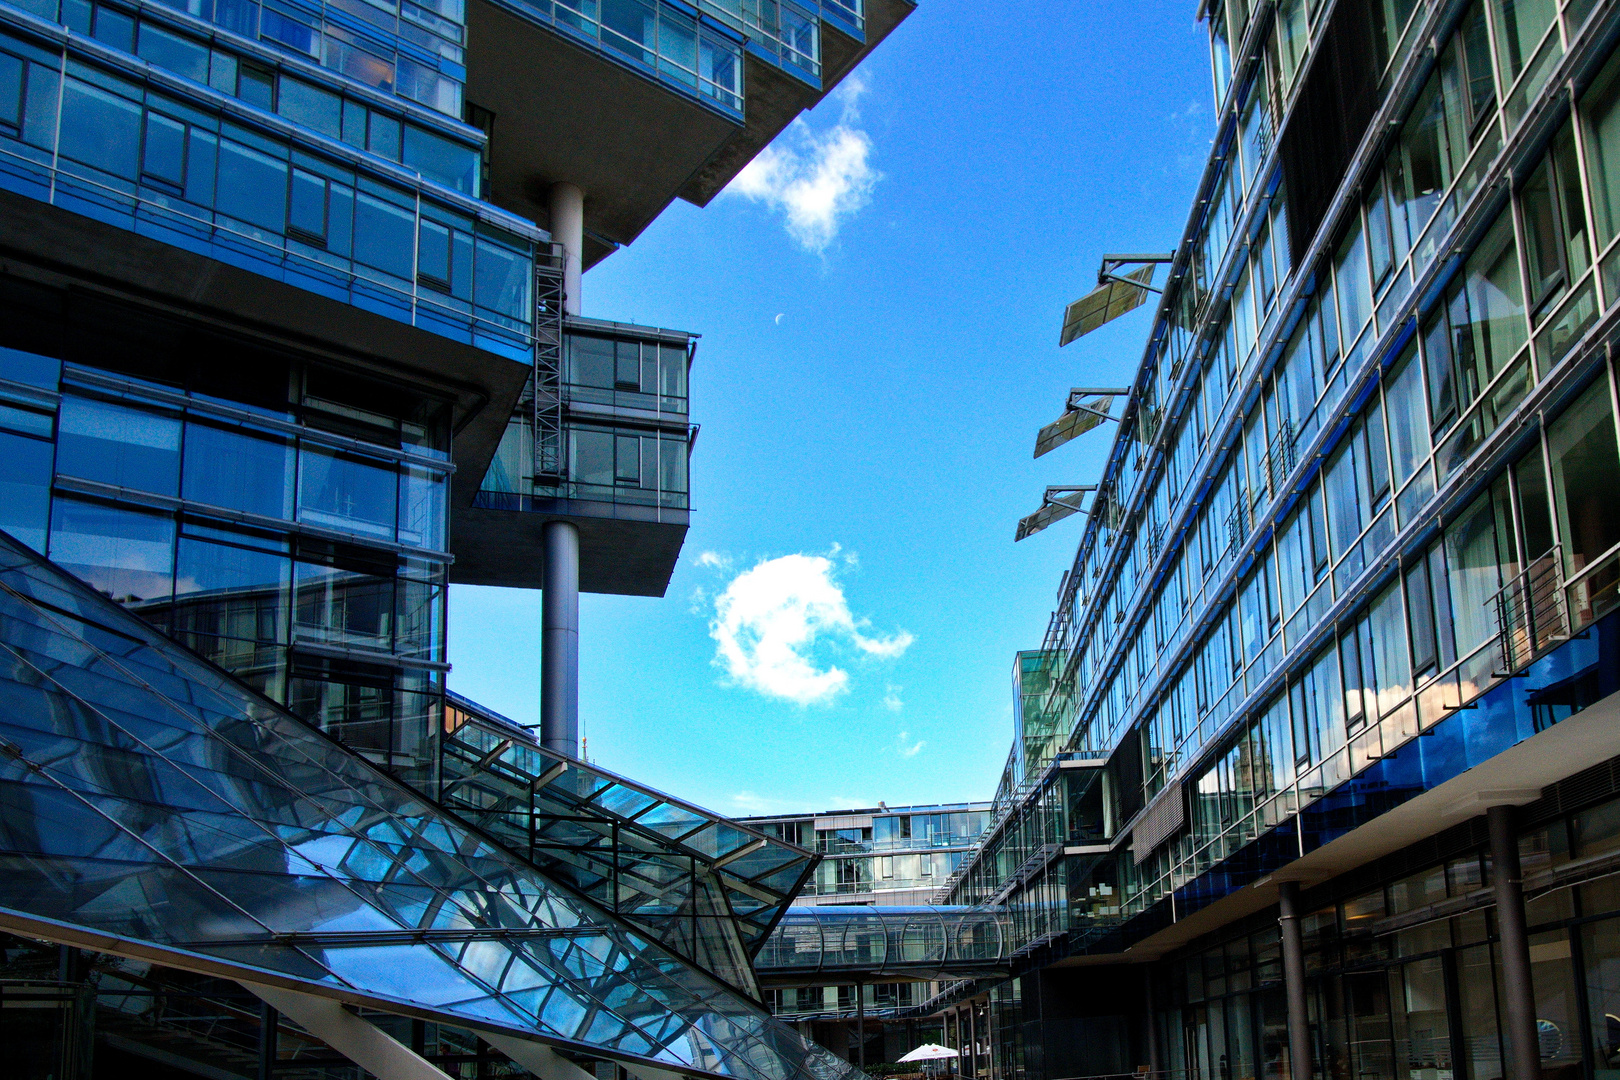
[1492, 546, 1569, 675]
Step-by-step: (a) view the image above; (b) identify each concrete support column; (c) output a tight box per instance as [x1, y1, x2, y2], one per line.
[258, 1001, 278, 1080]
[1489, 805, 1542, 1080]
[1144, 970, 1161, 1076]
[242, 984, 445, 1080]
[1278, 881, 1312, 1080]
[549, 182, 583, 316]
[856, 982, 866, 1072]
[541, 520, 580, 757]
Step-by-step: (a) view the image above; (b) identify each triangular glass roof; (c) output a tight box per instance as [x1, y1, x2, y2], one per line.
[0, 532, 859, 1080]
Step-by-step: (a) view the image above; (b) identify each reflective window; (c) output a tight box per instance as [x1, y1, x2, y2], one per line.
[1547, 378, 1620, 593]
[59, 75, 141, 180]
[57, 394, 181, 496]
[0, 430, 54, 553]
[181, 420, 294, 519]
[173, 529, 289, 650]
[48, 497, 175, 607]
[298, 445, 398, 539]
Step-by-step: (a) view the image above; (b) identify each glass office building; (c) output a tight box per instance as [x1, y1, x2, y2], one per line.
[862, 4, 1620, 1080]
[0, 0, 915, 1068]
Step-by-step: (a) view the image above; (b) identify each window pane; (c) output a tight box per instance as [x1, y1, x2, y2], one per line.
[216, 138, 289, 232]
[615, 433, 640, 484]
[402, 125, 478, 195]
[295, 561, 394, 649]
[59, 77, 141, 179]
[1386, 346, 1428, 484]
[1369, 580, 1410, 715]
[0, 430, 54, 552]
[181, 421, 294, 519]
[48, 497, 175, 608]
[1445, 490, 1506, 657]
[1547, 378, 1620, 579]
[142, 112, 187, 188]
[398, 465, 445, 550]
[571, 428, 612, 486]
[289, 169, 329, 242]
[136, 23, 209, 83]
[1582, 50, 1620, 250]
[298, 446, 398, 538]
[277, 76, 342, 138]
[57, 395, 181, 496]
[173, 534, 289, 645]
[570, 336, 614, 389]
[353, 191, 415, 280]
[474, 238, 530, 319]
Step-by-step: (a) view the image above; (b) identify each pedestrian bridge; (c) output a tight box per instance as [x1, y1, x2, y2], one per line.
[754, 906, 1014, 982]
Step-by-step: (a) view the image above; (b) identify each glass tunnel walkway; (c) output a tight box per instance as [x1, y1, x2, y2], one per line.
[753, 906, 1015, 981]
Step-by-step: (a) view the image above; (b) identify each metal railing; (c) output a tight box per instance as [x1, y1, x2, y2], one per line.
[1491, 546, 1568, 675]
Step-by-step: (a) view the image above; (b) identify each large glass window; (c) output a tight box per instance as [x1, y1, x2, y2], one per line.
[1546, 377, 1620, 614]
[48, 497, 175, 609]
[57, 394, 181, 496]
[298, 445, 398, 539]
[0, 430, 53, 553]
[181, 420, 294, 519]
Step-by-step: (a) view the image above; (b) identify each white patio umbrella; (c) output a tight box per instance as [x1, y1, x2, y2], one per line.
[899, 1045, 960, 1062]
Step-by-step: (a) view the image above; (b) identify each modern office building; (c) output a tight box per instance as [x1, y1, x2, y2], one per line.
[0, 0, 915, 1072]
[773, 3, 1620, 1080]
[743, 803, 990, 1069]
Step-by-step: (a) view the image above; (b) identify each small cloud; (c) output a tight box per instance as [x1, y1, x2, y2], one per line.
[881, 684, 903, 712]
[688, 586, 709, 616]
[709, 553, 912, 705]
[774, 313, 785, 325]
[695, 550, 734, 572]
[731, 791, 781, 814]
[727, 73, 880, 253]
[897, 731, 925, 759]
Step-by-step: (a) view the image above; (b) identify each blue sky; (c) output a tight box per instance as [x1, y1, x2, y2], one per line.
[448, 2, 1215, 817]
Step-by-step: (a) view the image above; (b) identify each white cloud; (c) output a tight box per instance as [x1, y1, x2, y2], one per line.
[897, 730, 925, 758]
[695, 551, 730, 570]
[882, 684, 903, 712]
[727, 73, 880, 252]
[710, 553, 913, 705]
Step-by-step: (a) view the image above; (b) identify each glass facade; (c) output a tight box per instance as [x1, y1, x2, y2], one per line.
[0, 528, 862, 1080]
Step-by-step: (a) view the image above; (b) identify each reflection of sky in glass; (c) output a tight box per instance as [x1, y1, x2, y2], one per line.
[0, 533, 859, 1080]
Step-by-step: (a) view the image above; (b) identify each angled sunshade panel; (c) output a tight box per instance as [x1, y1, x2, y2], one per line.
[1059, 265, 1157, 346]
[1034, 396, 1114, 458]
[0, 531, 856, 1080]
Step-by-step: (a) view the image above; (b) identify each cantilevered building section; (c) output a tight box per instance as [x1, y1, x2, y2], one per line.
[0, 0, 915, 1072]
[887, 3, 1620, 1080]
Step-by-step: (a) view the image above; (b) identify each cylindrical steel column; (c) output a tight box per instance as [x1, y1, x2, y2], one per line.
[541, 520, 580, 757]
[1144, 969, 1162, 1077]
[1489, 804, 1541, 1080]
[1278, 881, 1313, 1080]
[549, 182, 583, 316]
[856, 981, 866, 1072]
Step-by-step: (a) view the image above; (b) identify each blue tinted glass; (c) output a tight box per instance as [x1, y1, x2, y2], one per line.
[402, 125, 477, 194]
[136, 23, 210, 83]
[398, 466, 444, 550]
[237, 63, 274, 110]
[278, 77, 342, 138]
[57, 395, 181, 496]
[0, 347, 60, 390]
[0, 431, 53, 553]
[367, 111, 400, 159]
[474, 238, 529, 319]
[90, 7, 134, 51]
[298, 446, 397, 538]
[341, 98, 366, 147]
[48, 497, 175, 606]
[0, 51, 21, 131]
[60, 0, 91, 32]
[181, 421, 294, 519]
[353, 191, 415, 280]
[59, 77, 141, 179]
[185, 128, 217, 205]
[142, 112, 187, 188]
[216, 138, 288, 231]
[173, 535, 288, 644]
[294, 562, 394, 648]
[216, 0, 258, 38]
[288, 169, 328, 242]
[418, 219, 449, 285]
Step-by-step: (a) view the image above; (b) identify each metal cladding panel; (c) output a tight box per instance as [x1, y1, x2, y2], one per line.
[0, 531, 859, 1080]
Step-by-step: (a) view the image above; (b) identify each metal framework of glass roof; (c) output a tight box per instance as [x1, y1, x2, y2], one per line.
[0, 531, 859, 1080]
[440, 695, 819, 998]
[754, 907, 1013, 981]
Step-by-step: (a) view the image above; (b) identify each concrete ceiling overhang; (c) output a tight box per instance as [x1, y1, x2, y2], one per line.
[451, 501, 688, 596]
[467, 0, 917, 269]
[0, 188, 530, 501]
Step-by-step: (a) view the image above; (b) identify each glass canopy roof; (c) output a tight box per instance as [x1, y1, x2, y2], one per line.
[0, 532, 860, 1080]
[441, 694, 818, 999]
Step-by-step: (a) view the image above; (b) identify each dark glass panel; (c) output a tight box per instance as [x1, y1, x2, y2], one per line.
[48, 497, 175, 608]
[59, 77, 141, 179]
[216, 137, 288, 232]
[288, 169, 329, 243]
[0, 431, 53, 553]
[402, 124, 477, 195]
[136, 23, 209, 84]
[173, 533, 288, 647]
[277, 77, 341, 138]
[294, 560, 394, 650]
[353, 191, 415, 280]
[142, 112, 187, 189]
[57, 394, 181, 496]
[297, 446, 397, 540]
